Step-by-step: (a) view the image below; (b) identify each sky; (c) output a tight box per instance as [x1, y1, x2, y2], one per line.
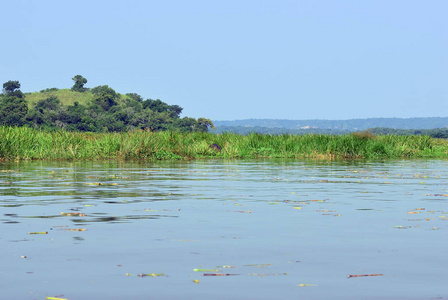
[1, 0, 447, 121]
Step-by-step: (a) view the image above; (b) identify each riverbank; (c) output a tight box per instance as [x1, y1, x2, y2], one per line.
[0, 126, 446, 161]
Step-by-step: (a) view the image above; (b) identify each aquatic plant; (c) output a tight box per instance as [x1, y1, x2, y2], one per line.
[0, 126, 446, 161]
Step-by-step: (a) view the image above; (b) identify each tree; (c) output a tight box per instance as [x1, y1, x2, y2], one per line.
[142, 99, 170, 113]
[26, 96, 66, 128]
[148, 111, 173, 131]
[3, 80, 21, 94]
[126, 93, 143, 102]
[2, 80, 24, 98]
[0, 80, 27, 126]
[197, 118, 216, 131]
[176, 117, 199, 132]
[91, 85, 119, 111]
[0, 96, 28, 126]
[168, 105, 183, 118]
[35, 96, 62, 112]
[71, 75, 88, 92]
[142, 99, 183, 119]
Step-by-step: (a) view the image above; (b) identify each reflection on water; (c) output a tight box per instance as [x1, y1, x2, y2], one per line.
[1, 159, 448, 299]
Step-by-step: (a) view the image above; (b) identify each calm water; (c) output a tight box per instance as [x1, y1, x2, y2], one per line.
[1, 159, 448, 300]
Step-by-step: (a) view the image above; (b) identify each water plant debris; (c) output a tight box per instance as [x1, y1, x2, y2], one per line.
[347, 274, 383, 278]
[202, 273, 239, 276]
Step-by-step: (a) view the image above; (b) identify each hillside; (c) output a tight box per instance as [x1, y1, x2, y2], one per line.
[25, 88, 135, 108]
[25, 88, 96, 108]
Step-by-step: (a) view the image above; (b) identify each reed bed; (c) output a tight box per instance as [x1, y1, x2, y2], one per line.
[0, 126, 447, 161]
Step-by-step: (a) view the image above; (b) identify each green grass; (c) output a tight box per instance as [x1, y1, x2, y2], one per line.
[1, 126, 447, 161]
[24, 89, 133, 108]
[25, 89, 93, 107]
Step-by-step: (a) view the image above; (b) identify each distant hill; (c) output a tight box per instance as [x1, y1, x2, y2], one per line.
[1, 80, 214, 133]
[212, 118, 448, 134]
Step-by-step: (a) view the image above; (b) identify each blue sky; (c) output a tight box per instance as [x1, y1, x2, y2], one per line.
[1, 0, 447, 121]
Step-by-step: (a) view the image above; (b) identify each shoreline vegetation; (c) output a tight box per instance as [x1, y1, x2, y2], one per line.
[3, 78, 448, 162]
[1, 126, 447, 161]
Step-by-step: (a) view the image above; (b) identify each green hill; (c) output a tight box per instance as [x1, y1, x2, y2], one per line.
[25, 88, 134, 108]
[1, 78, 214, 133]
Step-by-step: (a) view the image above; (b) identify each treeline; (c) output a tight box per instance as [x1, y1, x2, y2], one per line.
[214, 125, 448, 138]
[213, 125, 347, 135]
[368, 127, 448, 139]
[0, 76, 214, 133]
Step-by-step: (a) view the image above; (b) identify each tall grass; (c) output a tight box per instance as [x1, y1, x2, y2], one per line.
[0, 126, 446, 161]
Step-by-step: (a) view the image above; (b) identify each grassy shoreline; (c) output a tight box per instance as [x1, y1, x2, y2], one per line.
[1, 126, 447, 161]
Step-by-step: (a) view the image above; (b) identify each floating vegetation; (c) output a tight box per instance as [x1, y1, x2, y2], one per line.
[347, 274, 384, 278]
[85, 182, 118, 186]
[125, 273, 166, 277]
[247, 272, 288, 277]
[202, 273, 239, 276]
[60, 212, 86, 217]
[137, 273, 166, 277]
[243, 264, 273, 268]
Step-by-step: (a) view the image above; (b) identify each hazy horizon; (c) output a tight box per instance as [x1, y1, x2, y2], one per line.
[213, 116, 448, 122]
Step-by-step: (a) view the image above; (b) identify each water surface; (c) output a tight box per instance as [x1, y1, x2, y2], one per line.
[1, 159, 448, 299]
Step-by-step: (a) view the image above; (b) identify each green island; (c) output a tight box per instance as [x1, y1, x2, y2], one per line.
[1, 77, 448, 161]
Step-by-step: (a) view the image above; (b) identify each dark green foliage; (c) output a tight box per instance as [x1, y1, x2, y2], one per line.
[126, 93, 143, 102]
[142, 99, 183, 118]
[197, 118, 215, 131]
[142, 99, 167, 112]
[27, 96, 72, 130]
[40, 88, 59, 93]
[2, 80, 24, 99]
[147, 111, 173, 131]
[91, 85, 120, 111]
[0, 81, 28, 126]
[369, 127, 448, 139]
[169, 105, 183, 118]
[91, 85, 119, 97]
[93, 92, 118, 111]
[3, 80, 21, 94]
[123, 98, 143, 113]
[0, 96, 28, 126]
[35, 96, 62, 112]
[176, 117, 200, 132]
[71, 75, 88, 92]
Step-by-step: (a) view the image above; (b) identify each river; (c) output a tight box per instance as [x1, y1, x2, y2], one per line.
[1, 159, 447, 299]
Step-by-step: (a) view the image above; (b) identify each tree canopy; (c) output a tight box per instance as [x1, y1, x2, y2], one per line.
[71, 75, 88, 92]
[0, 81, 28, 126]
[3, 80, 21, 94]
